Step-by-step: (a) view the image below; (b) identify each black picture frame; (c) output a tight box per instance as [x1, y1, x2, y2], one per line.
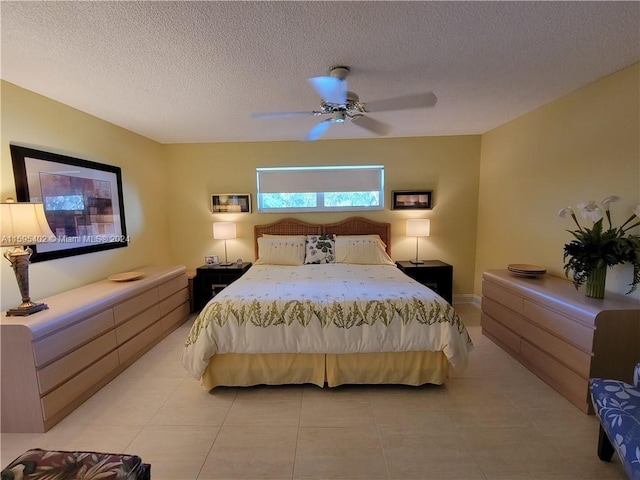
[211, 193, 251, 213]
[10, 145, 128, 263]
[391, 190, 433, 210]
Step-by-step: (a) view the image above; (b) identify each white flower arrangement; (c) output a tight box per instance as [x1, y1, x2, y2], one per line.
[558, 196, 640, 294]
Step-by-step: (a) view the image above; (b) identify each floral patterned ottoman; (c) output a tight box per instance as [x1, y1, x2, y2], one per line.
[589, 363, 640, 480]
[1, 448, 151, 480]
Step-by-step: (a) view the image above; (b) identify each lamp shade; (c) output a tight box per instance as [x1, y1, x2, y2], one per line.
[213, 222, 237, 240]
[406, 219, 430, 237]
[1, 201, 55, 247]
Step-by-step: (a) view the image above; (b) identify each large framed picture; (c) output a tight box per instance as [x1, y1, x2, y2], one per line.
[211, 193, 251, 213]
[10, 145, 128, 263]
[391, 190, 433, 210]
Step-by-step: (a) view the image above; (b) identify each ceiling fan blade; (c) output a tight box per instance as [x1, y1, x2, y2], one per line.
[351, 115, 390, 136]
[252, 111, 318, 119]
[363, 92, 437, 113]
[305, 117, 336, 141]
[307, 76, 347, 104]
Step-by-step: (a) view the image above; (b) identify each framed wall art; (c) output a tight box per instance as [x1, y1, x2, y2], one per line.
[10, 145, 128, 262]
[211, 193, 251, 213]
[391, 190, 433, 210]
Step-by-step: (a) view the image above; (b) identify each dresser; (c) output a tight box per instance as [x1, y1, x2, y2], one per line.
[481, 270, 640, 413]
[1, 265, 190, 432]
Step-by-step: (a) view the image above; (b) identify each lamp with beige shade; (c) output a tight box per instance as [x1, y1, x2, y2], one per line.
[1, 198, 56, 316]
[213, 221, 236, 266]
[406, 218, 431, 265]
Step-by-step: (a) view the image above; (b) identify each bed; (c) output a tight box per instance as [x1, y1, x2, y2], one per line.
[182, 217, 473, 389]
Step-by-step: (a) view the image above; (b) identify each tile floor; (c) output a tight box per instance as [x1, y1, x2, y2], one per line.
[1, 304, 627, 479]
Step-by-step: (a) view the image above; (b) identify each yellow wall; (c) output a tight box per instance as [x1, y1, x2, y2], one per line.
[3, 61, 636, 309]
[476, 63, 640, 299]
[1, 81, 172, 310]
[163, 136, 481, 295]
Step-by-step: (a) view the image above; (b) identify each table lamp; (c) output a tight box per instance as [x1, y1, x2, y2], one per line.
[406, 218, 430, 265]
[213, 222, 236, 266]
[1, 199, 55, 315]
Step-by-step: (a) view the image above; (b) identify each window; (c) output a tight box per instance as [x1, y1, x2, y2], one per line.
[256, 165, 384, 213]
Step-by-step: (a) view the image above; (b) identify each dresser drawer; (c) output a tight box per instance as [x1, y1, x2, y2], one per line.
[37, 331, 117, 394]
[33, 309, 115, 367]
[161, 302, 190, 332]
[117, 322, 163, 365]
[115, 305, 161, 345]
[113, 288, 159, 324]
[481, 312, 521, 354]
[517, 315, 592, 377]
[41, 351, 119, 421]
[482, 297, 528, 330]
[520, 341, 590, 411]
[483, 281, 524, 314]
[159, 287, 189, 316]
[158, 274, 188, 299]
[523, 300, 594, 352]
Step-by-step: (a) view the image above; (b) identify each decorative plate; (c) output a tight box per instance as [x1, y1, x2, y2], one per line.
[507, 264, 546, 277]
[108, 271, 144, 282]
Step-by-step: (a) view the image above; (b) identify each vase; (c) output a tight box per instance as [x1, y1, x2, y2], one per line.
[585, 266, 607, 299]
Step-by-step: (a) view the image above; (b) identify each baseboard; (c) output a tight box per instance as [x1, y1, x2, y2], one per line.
[452, 294, 481, 307]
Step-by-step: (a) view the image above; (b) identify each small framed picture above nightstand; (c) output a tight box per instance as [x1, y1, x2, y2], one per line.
[396, 260, 453, 304]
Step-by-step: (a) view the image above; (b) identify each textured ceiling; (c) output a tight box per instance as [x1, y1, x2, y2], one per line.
[1, 1, 639, 144]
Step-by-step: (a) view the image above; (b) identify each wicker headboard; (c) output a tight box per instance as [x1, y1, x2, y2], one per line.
[254, 216, 391, 258]
[254, 218, 322, 258]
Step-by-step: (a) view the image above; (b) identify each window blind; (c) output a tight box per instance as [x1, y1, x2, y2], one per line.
[257, 166, 383, 194]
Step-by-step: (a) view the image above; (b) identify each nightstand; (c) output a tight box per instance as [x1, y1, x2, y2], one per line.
[194, 262, 252, 311]
[396, 260, 453, 304]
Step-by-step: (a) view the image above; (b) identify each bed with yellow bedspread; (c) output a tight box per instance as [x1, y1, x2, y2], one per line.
[183, 262, 472, 388]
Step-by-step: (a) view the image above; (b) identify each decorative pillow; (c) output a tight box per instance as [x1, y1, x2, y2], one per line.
[304, 234, 336, 264]
[335, 237, 395, 265]
[255, 237, 306, 265]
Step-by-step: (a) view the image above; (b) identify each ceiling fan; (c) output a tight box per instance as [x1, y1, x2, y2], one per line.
[252, 66, 437, 141]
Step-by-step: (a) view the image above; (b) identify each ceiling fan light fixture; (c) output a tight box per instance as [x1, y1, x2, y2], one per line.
[252, 65, 436, 141]
[329, 66, 350, 80]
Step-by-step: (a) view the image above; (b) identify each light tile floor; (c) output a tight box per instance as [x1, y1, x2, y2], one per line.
[1, 304, 627, 479]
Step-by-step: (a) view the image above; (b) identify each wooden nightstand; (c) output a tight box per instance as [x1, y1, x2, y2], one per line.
[194, 262, 252, 311]
[396, 260, 453, 304]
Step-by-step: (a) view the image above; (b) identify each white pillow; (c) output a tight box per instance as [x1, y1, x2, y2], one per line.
[334, 237, 395, 265]
[262, 234, 308, 239]
[335, 234, 387, 249]
[255, 237, 306, 265]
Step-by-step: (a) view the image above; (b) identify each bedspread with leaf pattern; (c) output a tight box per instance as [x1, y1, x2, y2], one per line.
[182, 264, 473, 379]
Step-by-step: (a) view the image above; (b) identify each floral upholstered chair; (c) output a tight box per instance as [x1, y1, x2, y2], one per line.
[589, 363, 640, 480]
[1, 449, 150, 480]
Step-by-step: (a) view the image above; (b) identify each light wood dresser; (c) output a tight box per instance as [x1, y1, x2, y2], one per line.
[481, 269, 640, 414]
[1, 265, 190, 432]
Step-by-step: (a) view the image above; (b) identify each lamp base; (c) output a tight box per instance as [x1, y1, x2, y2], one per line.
[409, 259, 424, 265]
[219, 262, 233, 267]
[6, 302, 49, 317]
